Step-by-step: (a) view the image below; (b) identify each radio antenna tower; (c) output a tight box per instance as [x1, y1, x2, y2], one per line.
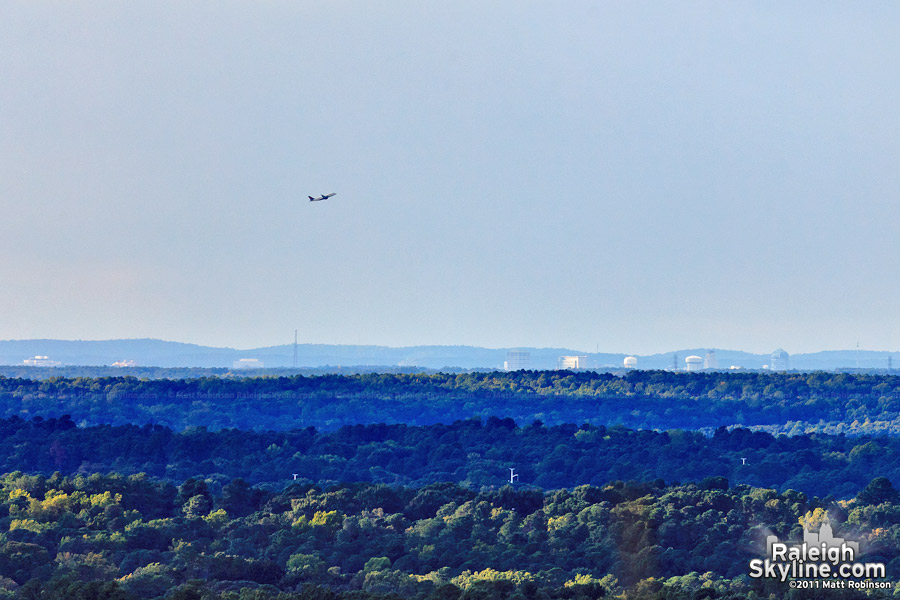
[509, 468, 519, 484]
[293, 329, 298, 369]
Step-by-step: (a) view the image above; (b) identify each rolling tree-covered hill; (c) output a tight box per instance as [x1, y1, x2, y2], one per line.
[3, 370, 900, 433]
[0, 415, 896, 500]
[1, 470, 897, 599]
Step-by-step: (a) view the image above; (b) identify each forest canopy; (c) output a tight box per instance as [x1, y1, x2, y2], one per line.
[3, 371, 900, 599]
[1, 470, 899, 599]
[1, 370, 900, 434]
[0, 415, 895, 500]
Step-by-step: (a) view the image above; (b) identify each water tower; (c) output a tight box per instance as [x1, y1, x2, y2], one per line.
[685, 355, 703, 372]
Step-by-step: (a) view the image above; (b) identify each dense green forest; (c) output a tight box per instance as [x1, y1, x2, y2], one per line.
[1, 471, 898, 599]
[0, 416, 898, 499]
[4, 371, 900, 599]
[3, 370, 900, 433]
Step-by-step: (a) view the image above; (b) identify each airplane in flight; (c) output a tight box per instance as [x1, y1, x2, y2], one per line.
[308, 193, 336, 202]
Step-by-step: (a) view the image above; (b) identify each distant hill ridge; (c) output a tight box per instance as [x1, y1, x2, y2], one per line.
[0, 338, 897, 371]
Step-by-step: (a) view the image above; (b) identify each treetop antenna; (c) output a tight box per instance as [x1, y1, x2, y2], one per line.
[509, 468, 519, 484]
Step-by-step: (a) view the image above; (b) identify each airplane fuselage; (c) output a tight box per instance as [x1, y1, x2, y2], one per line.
[309, 193, 336, 202]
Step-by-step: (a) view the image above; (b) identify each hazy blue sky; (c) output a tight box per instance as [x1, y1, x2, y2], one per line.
[2, 2, 899, 354]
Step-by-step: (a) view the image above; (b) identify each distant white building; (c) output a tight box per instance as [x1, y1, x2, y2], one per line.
[23, 355, 62, 367]
[504, 351, 530, 371]
[704, 350, 718, 370]
[112, 359, 136, 367]
[685, 355, 703, 372]
[558, 355, 588, 370]
[233, 358, 264, 369]
[770, 348, 789, 371]
[623, 356, 638, 369]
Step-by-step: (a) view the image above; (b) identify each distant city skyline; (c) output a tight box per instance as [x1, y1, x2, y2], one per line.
[0, 337, 897, 373]
[3, 3, 900, 355]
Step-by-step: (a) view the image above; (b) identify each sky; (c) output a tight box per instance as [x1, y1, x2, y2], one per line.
[2, 2, 900, 355]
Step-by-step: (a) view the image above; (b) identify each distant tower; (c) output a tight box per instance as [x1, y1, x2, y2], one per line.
[558, 355, 587, 370]
[293, 329, 298, 369]
[505, 351, 530, 371]
[770, 348, 789, 371]
[685, 355, 703, 372]
[704, 350, 718, 370]
[672, 353, 678, 371]
[623, 356, 638, 369]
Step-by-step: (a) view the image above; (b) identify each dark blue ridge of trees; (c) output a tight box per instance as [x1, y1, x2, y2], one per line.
[0, 415, 898, 499]
[2, 370, 900, 432]
[1, 470, 899, 599]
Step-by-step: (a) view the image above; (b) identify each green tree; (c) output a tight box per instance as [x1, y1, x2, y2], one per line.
[857, 477, 900, 505]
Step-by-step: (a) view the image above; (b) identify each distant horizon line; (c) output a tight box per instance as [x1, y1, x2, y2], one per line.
[1, 337, 898, 357]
